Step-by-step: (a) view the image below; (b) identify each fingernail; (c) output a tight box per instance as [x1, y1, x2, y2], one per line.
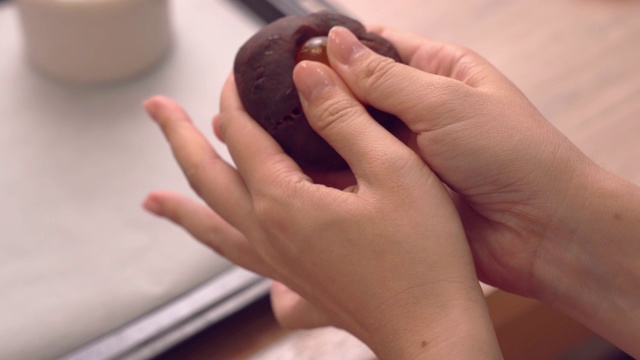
[144, 98, 160, 122]
[143, 196, 163, 216]
[296, 62, 335, 103]
[328, 26, 366, 65]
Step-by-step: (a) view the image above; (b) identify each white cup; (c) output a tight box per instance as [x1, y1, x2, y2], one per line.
[17, 0, 173, 84]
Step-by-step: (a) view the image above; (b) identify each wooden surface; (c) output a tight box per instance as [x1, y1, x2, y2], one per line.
[156, 291, 609, 360]
[157, 0, 640, 359]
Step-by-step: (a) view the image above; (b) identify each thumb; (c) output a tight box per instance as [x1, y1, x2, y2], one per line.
[326, 26, 477, 133]
[293, 60, 419, 186]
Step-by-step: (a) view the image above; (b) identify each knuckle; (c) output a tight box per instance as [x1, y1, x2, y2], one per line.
[184, 162, 205, 195]
[183, 156, 224, 197]
[360, 55, 398, 92]
[380, 149, 419, 183]
[253, 197, 290, 241]
[252, 188, 287, 231]
[252, 196, 270, 222]
[313, 97, 361, 135]
[252, 186, 277, 220]
[252, 177, 310, 237]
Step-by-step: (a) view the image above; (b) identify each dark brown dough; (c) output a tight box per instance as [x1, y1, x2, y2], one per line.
[234, 11, 404, 171]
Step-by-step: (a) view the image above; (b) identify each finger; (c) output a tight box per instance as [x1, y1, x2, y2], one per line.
[364, 25, 512, 88]
[293, 60, 424, 187]
[365, 24, 429, 69]
[326, 27, 515, 134]
[219, 75, 357, 194]
[218, 75, 311, 192]
[143, 190, 276, 278]
[270, 281, 333, 329]
[144, 96, 256, 233]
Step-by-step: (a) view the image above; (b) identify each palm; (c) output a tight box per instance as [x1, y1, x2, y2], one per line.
[410, 96, 572, 298]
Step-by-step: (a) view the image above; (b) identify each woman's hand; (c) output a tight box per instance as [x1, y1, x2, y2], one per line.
[142, 189, 332, 330]
[143, 64, 501, 358]
[326, 26, 640, 357]
[322, 25, 597, 298]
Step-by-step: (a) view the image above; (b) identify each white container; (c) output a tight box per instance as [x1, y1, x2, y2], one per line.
[17, 0, 173, 84]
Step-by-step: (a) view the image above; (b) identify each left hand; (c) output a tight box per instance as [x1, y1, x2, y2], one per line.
[143, 66, 498, 358]
[142, 96, 330, 330]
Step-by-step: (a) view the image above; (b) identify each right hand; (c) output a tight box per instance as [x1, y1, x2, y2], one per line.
[324, 26, 603, 302]
[144, 68, 503, 358]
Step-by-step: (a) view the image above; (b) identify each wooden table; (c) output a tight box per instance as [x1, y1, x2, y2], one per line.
[157, 1, 640, 358]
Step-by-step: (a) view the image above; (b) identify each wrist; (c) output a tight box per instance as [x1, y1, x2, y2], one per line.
[362, 280, 502, 360]
[533, 165, 640, 356]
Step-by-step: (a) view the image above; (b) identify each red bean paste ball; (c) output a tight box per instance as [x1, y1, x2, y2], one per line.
[234, 11, 404, 171]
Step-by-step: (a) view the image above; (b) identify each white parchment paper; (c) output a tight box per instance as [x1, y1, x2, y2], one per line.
[0, 1, 260, 359]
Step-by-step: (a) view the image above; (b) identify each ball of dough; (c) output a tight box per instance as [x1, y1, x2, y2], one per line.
[234, 11, 403, 171]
